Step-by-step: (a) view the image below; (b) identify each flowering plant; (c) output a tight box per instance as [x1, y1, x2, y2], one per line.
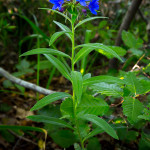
[20, 0, 150, 149]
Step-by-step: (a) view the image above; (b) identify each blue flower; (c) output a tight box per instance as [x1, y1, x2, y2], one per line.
[49, 0, 64, 10]
[88, 0, 99, 15]
[77, 0, 88, 6]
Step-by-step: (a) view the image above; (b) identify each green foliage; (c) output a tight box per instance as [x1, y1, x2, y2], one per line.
[5, 2, 149, 149]
[77, 94, 109, 116]
[50, 130, 77, 148]
[86, 137, 101, 150]
[53, 20, 72, 39]
[44, 54, 71, 80]
[30, 92, 72, 111]
[139, 132, 150, 149]
[60, 98, 74, 118]
[27, 115, 74, 129]
[79, 114, 118, 139]
[138, 103, 150, 121]
[20, 48, 71, 58]
[122, 30, 143, 56]
[122, 97, 144, 124]
[71, 71, 83, 104]
[76, 43, 123, 62]
[89, 83, 123, 97]
[75, 17, 107, 29]
[49, 31, 71, 46]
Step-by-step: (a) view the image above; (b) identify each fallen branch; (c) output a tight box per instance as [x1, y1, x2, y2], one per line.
[0, 67, 55, 95]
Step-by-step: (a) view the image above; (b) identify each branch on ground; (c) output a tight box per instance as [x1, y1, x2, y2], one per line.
[0, 67, 55, 95]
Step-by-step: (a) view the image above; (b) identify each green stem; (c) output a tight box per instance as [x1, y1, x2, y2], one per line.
[71, 17, 84, 150]
[71, 23, 75, 71]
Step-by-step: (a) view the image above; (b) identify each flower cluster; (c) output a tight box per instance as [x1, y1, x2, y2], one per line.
[49, 0, 99, 15]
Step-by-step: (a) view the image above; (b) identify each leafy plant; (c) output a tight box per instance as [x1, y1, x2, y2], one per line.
[19, 0, 150, 149]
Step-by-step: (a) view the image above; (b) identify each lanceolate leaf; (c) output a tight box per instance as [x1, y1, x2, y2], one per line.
[77, 94, 109, 116]
[76, 43, 122, 62]
[90, 83, 123, 97]
[79, 114, 118, 139]
[27, 115, 74, 129]
[49, 31, 72, 46]
[122, 97, 144, 124]
[83, 75, 125, 86]
[39, 8, 71, 23]
[53, 21, 72, 39]
[31, 92, 72, 111]
[83, 128, 104, 142]
[74, 47, 94, 64]
[20, 48, 71, 59]
[75, 17, 107, 29]
[44, 54, 71, 80]
[0, 125, 46, 134]
[71, 71, 83, 104]
[98, 46, 126, 59]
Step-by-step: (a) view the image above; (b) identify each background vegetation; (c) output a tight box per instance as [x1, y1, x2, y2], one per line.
[0, 0, 150, 149]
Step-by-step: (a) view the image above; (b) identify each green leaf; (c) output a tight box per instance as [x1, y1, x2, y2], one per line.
[71, 71, 83, 104]
[124, 72, 142, 96]
[76, 43, 123, 62]
[129, 48, 143, 56]
[139, 132, 150, 149]
[83, 75, 125, 86]
[90, 83, 123, 97]
[122, 30, 143, 49]
[44, 54, 71, 80]
[75, 17, 107, 29]
[83, 128, 104, 142]
[20, 48, 71, 59]
[0, 125, 46, 134]
[87, 137, 101, 150]
[79, 114, 118, 139]
[74, 47, 94, 64]
[50, 130, 77, 148]
[98, 46, 126, 59]
[31, 92, 72, 111]
[83, 73, 91, 80]
[27, 115, 74, 129]
[49, 31, 71, 46]
[60, 98, 74, 118]
[53, 21, 72, 39]
[138, 79, 150, 95]
[39, 8, 71, 23]
[77, 94, 109, 116]
[138, 103, 150, 121]
[122, 97, 144, 124]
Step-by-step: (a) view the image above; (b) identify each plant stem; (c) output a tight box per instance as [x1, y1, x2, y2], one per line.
[71, 17, 84, 150]
[71, 23, 75, 71]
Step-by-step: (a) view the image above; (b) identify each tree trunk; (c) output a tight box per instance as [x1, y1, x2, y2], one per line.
[109, 0, 143, 70]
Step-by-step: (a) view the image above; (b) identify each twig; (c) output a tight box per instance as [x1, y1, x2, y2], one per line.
[8, 130, 38, 150]
[131, 54, 145, 72]
[0, 67, 55, 95]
